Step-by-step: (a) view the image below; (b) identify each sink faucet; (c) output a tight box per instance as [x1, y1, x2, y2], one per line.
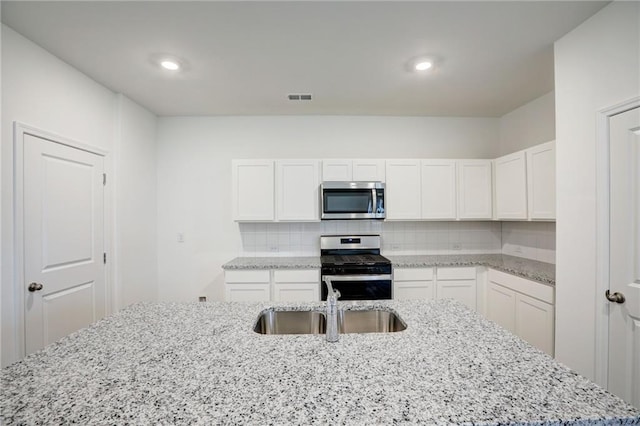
[324, 277, 341, 342]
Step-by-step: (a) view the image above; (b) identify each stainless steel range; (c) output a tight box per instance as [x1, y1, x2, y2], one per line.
[320, 235, 392, 300]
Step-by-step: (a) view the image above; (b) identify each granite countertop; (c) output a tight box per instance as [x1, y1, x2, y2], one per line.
[222, 254, 555, 285]
[2, 300, 637, 425]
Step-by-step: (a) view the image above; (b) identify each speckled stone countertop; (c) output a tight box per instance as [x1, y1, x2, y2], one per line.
[2, 300, 637, 425]
[387, 253, 555, 285]
[223, 256, 321, 270]
[222, 254, 555, 285]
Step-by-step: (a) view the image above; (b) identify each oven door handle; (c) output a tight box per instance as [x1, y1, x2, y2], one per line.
[322, 274, 392, 282]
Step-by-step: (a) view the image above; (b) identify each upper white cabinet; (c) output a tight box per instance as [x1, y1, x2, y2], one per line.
[527, 141, 555, 220]
[495, 151, 528, 219]
[494, 141, 556, 221]
[420, 159, 492, 220]
[276, 160, 321, 221]
[385, 160, 422, 220]
[457, 160, 493, 219]
[232, 160, 275, 221]
[322, 159, 385, 182]
[421, 160, 457, 219]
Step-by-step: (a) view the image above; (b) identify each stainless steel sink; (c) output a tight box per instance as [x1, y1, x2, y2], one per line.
[339, 309, 407, 333]
[253, 308, 406, 335]
[253, 310, 326, 335]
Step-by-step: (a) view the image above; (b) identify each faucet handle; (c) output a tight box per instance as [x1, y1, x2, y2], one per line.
[334, 289, 341, 299]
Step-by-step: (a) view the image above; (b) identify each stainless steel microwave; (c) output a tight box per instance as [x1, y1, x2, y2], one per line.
[321, 182, 385, 220]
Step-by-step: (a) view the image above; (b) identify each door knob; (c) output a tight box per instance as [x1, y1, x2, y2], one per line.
[605, 289, 625, 304]
[28, 282, 43, 292]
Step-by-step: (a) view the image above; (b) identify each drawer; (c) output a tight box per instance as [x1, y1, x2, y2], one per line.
[225, 270, 270, 283]
[437, 267, 476, 280]
[273, 269, 319, 283]
[394, 267, 434, 281]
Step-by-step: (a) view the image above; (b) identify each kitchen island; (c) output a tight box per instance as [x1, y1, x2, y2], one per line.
[2, 300, 638, 425]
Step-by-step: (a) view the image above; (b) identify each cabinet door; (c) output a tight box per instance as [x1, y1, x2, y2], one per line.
[527, 141, 555, 220]
[436, 280, 477, 310]
[421, 160, 457, 219]
[276, 160, 321, 221]
[486, 282, 517, 333]
[322, 160, 352, 181]
[495, 151, 528, 219]
[394, 281, 435, 300]
[232, 160, 275, 221]
[353, 159, 386, 182]
[273, 283, 320, 302]
[385, 160, 421, 220]
[515, 293, 555, 355]
[458, 160, 493, 219]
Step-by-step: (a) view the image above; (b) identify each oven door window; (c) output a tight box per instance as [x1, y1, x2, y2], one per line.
[323, 189, 373, 214]
[321, 275, 392, 300]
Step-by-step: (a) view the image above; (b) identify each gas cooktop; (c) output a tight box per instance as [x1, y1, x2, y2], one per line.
[320, 254, 391, 266]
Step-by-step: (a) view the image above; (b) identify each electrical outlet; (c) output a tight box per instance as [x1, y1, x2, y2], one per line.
[198, 296, 207, 302]
[391, 244, 401, 251]
[452, 243, 462, 250]
[514, 246, 523, 254]
[177, 233, 185, 243]
[269, 246, 279, 252]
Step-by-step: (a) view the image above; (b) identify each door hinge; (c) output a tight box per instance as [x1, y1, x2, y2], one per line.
[103, 253, 107, 264]
[103, 173, 107, 186]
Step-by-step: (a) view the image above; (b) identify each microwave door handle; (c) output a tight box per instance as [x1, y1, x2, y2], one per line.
[322, 274, 392, 281]
[371, 189, 377, 214]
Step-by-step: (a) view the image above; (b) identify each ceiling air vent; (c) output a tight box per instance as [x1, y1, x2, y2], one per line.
[288, 93, 313, 101]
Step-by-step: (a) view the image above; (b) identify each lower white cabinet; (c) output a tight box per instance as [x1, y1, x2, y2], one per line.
[224, 269, 320, 302]
[393, 267, 435, 300]
[393, 266, 477, 311]
[436, 267, 477, 310]
[224, 270, 271, 302]
[486, 268, 555, 356]
[272, 270, 320, 302]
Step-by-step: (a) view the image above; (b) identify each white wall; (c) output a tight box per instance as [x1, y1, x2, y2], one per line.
[498, 91, 555, 156]
[501, 222, 555, 264]
[554, 1, 639, 381]
[156, 116, 500, 302]
[114, 95, 158, 307]
[1, 25, 158, 367]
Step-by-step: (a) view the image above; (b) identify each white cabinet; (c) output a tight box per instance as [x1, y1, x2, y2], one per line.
[457, 160, 493, 219]
[527, 141, 555, 220]
[435, 267, 477, 310]
[421, 160, 457, 219]
[353, 159, 386, 181]
[272, 270, 320, 302]
[225, 269, 320, 302]
[224, 270, 271, 302]
[322, 159, 352, 181]
[322, 159, 385, 182]
[232, 160, 275, 221]
[385, 160, 421, 220]
[494, 141, 556, 221]
[275, 160, 321, 221]
[494, 151, 528, 219]
[486, 268, 555, 355]
[393, 267, 435, 300]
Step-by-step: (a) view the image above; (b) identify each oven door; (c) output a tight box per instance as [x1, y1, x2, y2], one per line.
[321, 274, 392, 300]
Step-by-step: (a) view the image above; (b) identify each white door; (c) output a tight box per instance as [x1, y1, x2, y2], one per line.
[23, 134, 106, 355]
[608, 106, 640, 408]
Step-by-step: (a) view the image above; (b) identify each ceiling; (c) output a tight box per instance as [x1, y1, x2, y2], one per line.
[1, 1, 609, 117]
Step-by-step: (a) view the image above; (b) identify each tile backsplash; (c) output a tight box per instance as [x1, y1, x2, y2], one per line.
[238, 220, 555, 264]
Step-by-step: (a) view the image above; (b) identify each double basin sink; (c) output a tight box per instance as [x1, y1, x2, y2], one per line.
[254, 308, 407, 335]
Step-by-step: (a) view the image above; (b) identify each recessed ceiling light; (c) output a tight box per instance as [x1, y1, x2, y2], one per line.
[414, 61, 433, 71]
[406, 56, 438, 73]
[160, 60, 180, 71]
